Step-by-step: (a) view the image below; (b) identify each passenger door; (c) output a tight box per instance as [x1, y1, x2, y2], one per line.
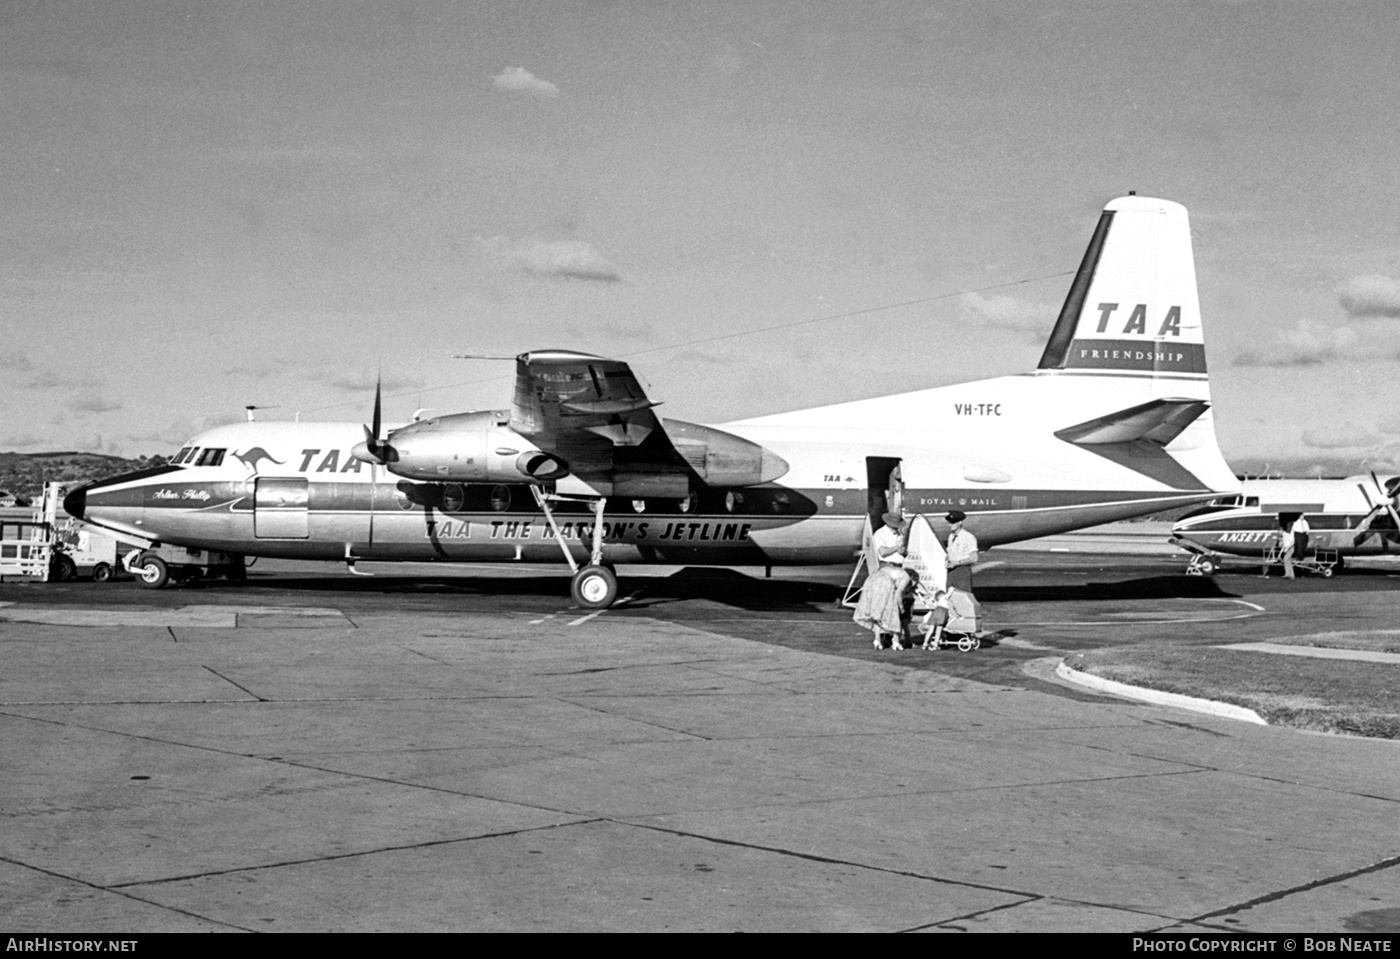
[254, 478, 309, 539]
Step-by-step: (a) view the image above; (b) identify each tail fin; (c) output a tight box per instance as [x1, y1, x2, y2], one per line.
[1038, 196, 1206, 379]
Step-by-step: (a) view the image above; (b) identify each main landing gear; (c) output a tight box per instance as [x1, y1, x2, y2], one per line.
[534, 488, 619, 609]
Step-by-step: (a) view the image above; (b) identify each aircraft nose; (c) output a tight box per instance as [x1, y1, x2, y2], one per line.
[63, 484, 87, 520]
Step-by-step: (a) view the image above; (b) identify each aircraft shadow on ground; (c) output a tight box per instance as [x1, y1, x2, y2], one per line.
[212, 566, 844, 612]
[167, 564, 1260, 611]
[974, 575, 1241, 603]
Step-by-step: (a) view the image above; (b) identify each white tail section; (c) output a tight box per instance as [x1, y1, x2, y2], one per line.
[1038, 196, 1205, 378]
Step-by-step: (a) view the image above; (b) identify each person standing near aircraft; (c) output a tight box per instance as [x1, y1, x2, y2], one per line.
[1277, 513, 1310, 579]
[854, 555, 913, 650]
[945, 510, 979, 592]
[873, 511, 908, 566]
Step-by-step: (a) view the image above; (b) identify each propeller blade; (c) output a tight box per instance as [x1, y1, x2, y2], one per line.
[1380, 472, 1400, 531]
[353, 376, 388, 465]
[1357, 483, 1377, 510]
[370, 375, 383, 457]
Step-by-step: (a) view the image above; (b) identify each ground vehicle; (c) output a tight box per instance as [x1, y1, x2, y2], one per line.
[0, 483, 138, 582]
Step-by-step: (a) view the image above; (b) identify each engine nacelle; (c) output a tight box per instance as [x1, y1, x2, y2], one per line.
[662, 419, 789, 487]
[359, 411, 570, 483]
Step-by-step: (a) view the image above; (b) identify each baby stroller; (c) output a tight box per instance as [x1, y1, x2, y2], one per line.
[919, 587, 983, 651]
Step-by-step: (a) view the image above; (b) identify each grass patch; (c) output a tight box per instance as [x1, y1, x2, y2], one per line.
[1264, 630, 1400, 655]
[1069, 645, 1400, 739]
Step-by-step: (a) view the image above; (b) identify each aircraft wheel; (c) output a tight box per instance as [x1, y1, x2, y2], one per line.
[50, 554, 77, 582]
[137, 555, 170, 589]
[1196, 557, 1218, 576]
[92, 563, 113, 583]
[571, 565, 618, 609]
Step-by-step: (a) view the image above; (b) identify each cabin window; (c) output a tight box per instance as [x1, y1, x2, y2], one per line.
[490, 485, 511, 512]
[171, 447, 194, 465]
[442, 485, 465, 512]
[195, 448, 226, 467]
[1245, 497, 1259, 507]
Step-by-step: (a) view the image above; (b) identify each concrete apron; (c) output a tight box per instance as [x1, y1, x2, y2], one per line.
[1, 605, 1398, 932]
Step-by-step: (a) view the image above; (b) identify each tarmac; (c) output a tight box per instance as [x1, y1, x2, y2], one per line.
[2, 552, 1398, 932]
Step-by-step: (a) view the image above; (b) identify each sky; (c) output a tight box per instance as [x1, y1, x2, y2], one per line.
[3, 0, 1399, 476]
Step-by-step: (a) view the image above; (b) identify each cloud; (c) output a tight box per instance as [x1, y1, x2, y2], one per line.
[565, 319, 656, 342]
[0, 351, 34, 372]
[1338, 274, 1400, 320]
[1232, 318, 1361, 367]
[68, 393, 122, 414]
[478, 237, 622, 283]
[959, 292, 1050, 342]
[492, 66, 560, 98]
[670, 347, 731, 366]
[25, 368, 104, 390]
[1301, 425, 1381, 450]
[309, 369, 424, 394]
[0, 433, 51, 450]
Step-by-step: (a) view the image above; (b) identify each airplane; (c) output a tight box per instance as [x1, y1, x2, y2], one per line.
[1170, 471, 1400, 575]
[63, 194, 1239, 608]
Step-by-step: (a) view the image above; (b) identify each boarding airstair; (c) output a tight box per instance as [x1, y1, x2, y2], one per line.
[0, 487, 56, 582]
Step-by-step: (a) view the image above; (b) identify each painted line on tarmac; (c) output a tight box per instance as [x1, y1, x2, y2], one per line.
[0, 604, 347, 628]
[568, 588, 645, 627]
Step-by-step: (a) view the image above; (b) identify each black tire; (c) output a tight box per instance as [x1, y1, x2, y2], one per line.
[1197, 557, 1218, 577]
[50, 554, 77, 582]
[137, 555, 170, 589]
[92, 563, 113, 583]
[570, 565, 618, 609]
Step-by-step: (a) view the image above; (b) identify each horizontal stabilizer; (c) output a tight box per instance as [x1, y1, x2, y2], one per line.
[1056, 398, 1211, 491]
[1056, 398, 1209, 446]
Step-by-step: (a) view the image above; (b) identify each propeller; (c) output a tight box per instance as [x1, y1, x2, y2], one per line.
[351, 376, 392, 465]
[1353, 471, 1400, 545]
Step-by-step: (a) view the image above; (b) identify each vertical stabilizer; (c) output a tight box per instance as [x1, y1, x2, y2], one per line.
[1038, 196, 1205, 378]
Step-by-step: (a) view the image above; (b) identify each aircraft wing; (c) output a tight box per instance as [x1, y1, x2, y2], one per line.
[507, 350, 787, 496]
[510, 350, 667, 450]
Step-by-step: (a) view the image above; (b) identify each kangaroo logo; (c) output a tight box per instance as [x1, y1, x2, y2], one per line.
[234, 447, 285, 473]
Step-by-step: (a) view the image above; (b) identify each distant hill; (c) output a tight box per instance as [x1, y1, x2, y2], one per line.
[0, 451, 168, 502]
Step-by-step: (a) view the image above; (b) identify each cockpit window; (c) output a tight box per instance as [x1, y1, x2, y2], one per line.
[172, 447, 194, 465]
[194, 448, 226, 467]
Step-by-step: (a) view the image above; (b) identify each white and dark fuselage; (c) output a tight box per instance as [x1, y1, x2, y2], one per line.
[65, 195, 1241, 573]
[1171, 476, 1400, 559]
